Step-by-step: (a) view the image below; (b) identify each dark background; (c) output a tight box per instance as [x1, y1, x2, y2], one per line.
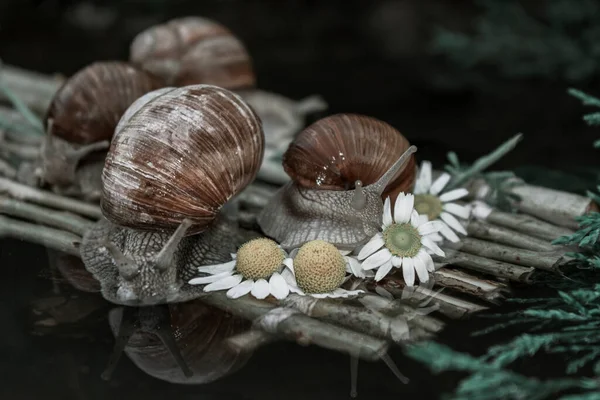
[1, 0, 599, 399]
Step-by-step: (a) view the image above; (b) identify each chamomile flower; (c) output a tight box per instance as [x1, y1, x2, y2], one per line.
[413, 160, 471, 242]
[188, 238, 291, 300]
[357, 193, 445, 286]
[280, 240, 364, 299]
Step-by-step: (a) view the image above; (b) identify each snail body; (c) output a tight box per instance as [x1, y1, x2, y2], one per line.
[130, 16, 255, 90]
[80, 84, 264, 306]
[258, 114, 417, 251]
[33, 61, 165, 200]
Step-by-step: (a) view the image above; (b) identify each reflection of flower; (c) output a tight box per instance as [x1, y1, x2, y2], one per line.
[188, 238, 291, 300]
[413, 160, 471, 243]
[358, 193, 445, 286]
[280, 240, 364, 299]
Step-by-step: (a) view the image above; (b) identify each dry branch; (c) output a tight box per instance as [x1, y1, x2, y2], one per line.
[435, 250, 534, 283]
[466, 220, 557, 252]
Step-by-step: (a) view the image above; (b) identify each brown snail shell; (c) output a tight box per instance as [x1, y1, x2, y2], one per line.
[282, 114, 416, 202]
[106, 300, 251, 383]
[45, 61, 165, 144]
[130, 16, 255, 90]
[101, 84, 264, 235]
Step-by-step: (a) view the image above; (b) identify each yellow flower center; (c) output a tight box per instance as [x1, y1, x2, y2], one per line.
[383, 223, 422, 258]
[293, 240, 346, 294]
[235, 238, 285, 280]
[414, 194, 443, 220]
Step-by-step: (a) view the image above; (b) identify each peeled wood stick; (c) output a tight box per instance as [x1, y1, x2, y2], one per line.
[478, 209, 575, 241]
[435, 250, 534, 283]
[226, 330, 278, 353]
[0, 214, 80, 256]
[280, 293, 431, 343]
[444, 237, 566, 273]
[0, 195, 94, 236]
[0, 177, 102, 219]
[466, 219, 557, 252]
[379, 279, 488, 319]
[202, 292, 389, 362]
[432, 267, 507, 304]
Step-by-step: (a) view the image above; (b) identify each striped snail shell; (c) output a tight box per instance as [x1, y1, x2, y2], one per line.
[130, 16, 255, 90]
[282, 113, 416, 202]
[101, 84, 264, 235]
[105, 300, 251, 384]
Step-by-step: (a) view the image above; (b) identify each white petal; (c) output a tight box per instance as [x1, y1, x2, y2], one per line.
[269, 273, 290, 299]
[346, 256, 365, 278]
[203, 274, 243, 292]
[418, 214, 429, 226]
[188, 270, 233, 285]
[251, 279, 270, 299]
[417, 220, 445, 236]
[440, 212, 467, 235]
[402, 257, 415, 286]
[375, 286, 394, 300]
[422, 237, 445, 257]
[339, 250, 352, 256]
[443, 203, 471, 219]
[362, 248, 393, 270]
[410, 210, 420, 228]
[283, 258, 294, 271]
[197, 259, 236, 274]
[357, 233, 385, 260]
[226, 280, 254, 299]
[469, 200, 493, 219]
[230, 253, 237, 259]
[382, 197, 393, 228]
[439, 188, 469, 202]
[429, 173, 451, 195]
[415, 161, 432, 194]
[413, 256, 429, 283]
[429, 232, 444, 242]
[375, 260, 394, 282]
[281, 268, 297, 285]
[417, 249, 435, 272]
[394, 193, 413, 224]
[392, 256, 402, 267]
[439, 223, 460, 243]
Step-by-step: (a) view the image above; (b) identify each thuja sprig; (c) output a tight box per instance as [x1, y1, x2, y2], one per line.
[0, 61, 44, 136]
[444, 134, 523, 211]
[553, 212, 600, 248]
[568, 88, 600, 148]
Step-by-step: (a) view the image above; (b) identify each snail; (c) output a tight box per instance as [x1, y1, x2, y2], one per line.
[257, 114, 417, 251]
[129, 16, 329, 186]
[28, 61, 165, 200]
[105, 300, 251, 383]
[130, 16, 254, 90]
[79, 84, 264, 306]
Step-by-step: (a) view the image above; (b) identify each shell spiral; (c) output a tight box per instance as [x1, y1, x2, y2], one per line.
[130, 16, 255, 90]
[45, 61, 165, 144]
[282, 113, 416, 201]
[101, 84, 264, 234]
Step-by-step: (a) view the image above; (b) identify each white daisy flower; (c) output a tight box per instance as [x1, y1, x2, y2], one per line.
[280, 240, 365, 299]
[188, 238, 291, 300]
[357, 192, 446, 286]
[412, 160, 471, 243]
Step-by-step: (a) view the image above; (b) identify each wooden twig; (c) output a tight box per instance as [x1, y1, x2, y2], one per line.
[0, 64, 62, 115]
[0, 177, 102, 219]
[445, 237, 566, 273]
[435, 250, 534, 283]
[225, 329, 278, 353]
[466, 219, 557, 252]
[2, 141, 40, 159]
[0, 195, 94, 236]
[478, 208, 575, 241]
[432, 268, 508, 304]
[0, 214, 80, 256]
[0, 158, 16, 178]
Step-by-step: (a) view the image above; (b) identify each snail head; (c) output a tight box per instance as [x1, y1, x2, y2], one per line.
[102, 219, 193, 306]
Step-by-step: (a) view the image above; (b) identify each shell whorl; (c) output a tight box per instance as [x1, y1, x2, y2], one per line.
[45, 61, 165, 144]
[130, 16, 255, 90]
[282, 113, 416, 202]
[101, 84, 264, 234]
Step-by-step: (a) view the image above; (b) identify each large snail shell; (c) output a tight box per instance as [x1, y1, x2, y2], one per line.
[45, 61, 165, 144]
[282, 114, 416, 202]
[130, 16, 255, 90]
[101, 84, 264, 234]
[108, 300, 251, 384]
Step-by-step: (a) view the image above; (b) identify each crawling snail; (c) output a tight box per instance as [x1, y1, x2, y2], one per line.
[106, 300, 251, 383]
[258, 114, 417, 251]
[20, 61, 165, 200]
[129, 16, 328, 185]
[79, 84, 264, 306]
